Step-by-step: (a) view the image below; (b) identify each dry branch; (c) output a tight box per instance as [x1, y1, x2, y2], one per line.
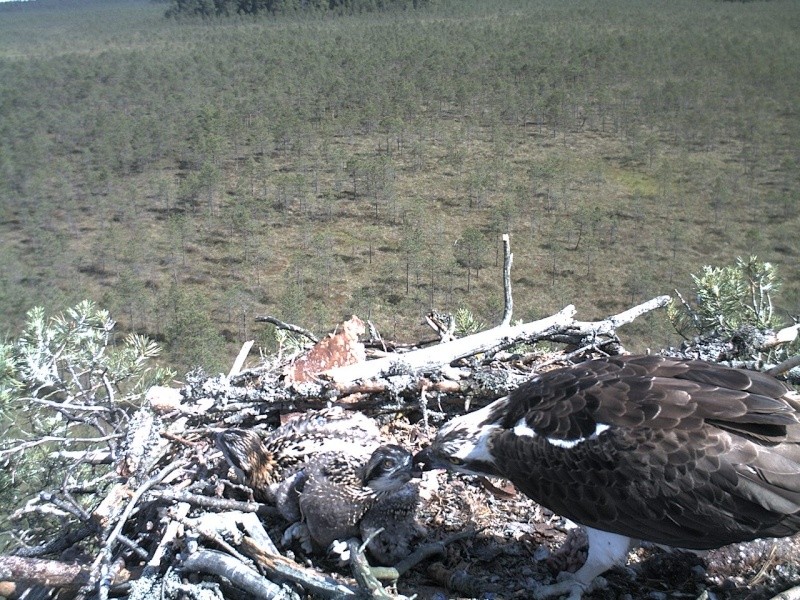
[148, 489, 261, 513]
[229, 340, 255, 378]
[0, 555, 131, 589]
[324, 305, 578, 384]
[240, 537, 357, 598]
[324, 296, 671, 385]
[182, 549, 299, 600]
[255, 316, 319, 343]
[501, 233, 513, 327]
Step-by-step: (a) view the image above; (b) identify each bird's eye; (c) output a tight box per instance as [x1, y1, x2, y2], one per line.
[448, 457, 464, 466]
[382, 458, 396, 469]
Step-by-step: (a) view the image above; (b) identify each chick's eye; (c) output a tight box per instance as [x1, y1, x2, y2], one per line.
[448, 457, 464, 466]
[382, 458, 396, 469]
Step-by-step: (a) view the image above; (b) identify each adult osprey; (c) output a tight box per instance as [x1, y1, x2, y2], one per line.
[416, 355, 800, 599]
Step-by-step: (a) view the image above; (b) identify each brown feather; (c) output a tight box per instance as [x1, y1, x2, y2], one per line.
[469, 355, 800, 549]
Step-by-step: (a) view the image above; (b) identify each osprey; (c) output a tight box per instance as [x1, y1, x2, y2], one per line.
[416, 355, 800, 599]
[216, 407, 381, 507]
[216, 409, 422, 564]
[299, 444, 422, 565]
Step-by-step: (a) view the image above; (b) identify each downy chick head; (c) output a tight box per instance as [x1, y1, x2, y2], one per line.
[361, 444, 420, 493]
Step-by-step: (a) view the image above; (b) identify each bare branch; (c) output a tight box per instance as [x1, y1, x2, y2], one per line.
[0, 555, 131, 589]
[254, 316, 319, 343]
[767, 355, 800, 378]
[346, 538, 397, 599]
[0, 434, 122, 458]
[27, 398, 115, 412]
[501, 234, 513, 327]
[324, 305, 578, 384]
[325, 297, 671, 385]
[48, 449, 113, 464]
[181, 549, 299, 600]
[240, 536, 357, 598]
[229, 340, 255, 379]
[87, 460, 187, 596]
[147, 489, 261, 513]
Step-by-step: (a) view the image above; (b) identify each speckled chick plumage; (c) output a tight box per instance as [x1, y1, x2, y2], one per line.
[215, 407, 381, 508]
[298, 444, 421, 564]
[216, 408, 421, 564]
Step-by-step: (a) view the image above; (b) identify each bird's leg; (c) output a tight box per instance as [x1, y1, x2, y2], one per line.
[282, 521, 314, 553]
[533, 528, 633, 600]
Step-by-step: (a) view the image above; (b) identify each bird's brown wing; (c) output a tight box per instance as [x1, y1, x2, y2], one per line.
[299, 453, 374, 548]
[489, 355, 800, 548]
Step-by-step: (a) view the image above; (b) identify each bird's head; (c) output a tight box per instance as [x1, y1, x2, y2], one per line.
[216, 429, 269, 476]
[362, 444, 420, 493]
[414, 399, 506, 478]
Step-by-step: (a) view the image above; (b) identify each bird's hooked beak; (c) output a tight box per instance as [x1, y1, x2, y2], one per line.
[413, 446, 445, 472]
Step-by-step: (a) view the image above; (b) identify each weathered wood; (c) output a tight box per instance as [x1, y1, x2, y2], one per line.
[324, 305, 578, 384]
[324, 296, 671, 385]
[182, 549, 299, 600]
[0, 555, 130, 589]
[501, 234, 513, 327]
[254, 316, 319, 343]
[240, 536, 357, 598]
[229, 340, 255, 378]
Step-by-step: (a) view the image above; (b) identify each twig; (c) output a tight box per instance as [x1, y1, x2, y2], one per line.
[27, 398, 115, 412]
[368, 529, 478, 583]
[87, 460, 187, 599]
[367, 320, 387, 353]
[240, 536, 357, 597]
[501, 233, 513, 327]
[148, 489, 262, 513]
[11, 525, 94, 558]
[346, 538, 396, 599]
[101, 374, 115, 405]
[182, 549, 299, 600]
[255, 316, 319, 344]
[39, 491, 90, 521]
[0, 434, 122, 458]
[180, 513, 255, 567]
[425, 312, 456, 343]
[766, 354, 800, 377]
[116, 534, 149, 560]
[393, 529, 476, 576]
[673, 288, 701, 338]
[747, 540, 778, 587]
[48, 449, 112, 464]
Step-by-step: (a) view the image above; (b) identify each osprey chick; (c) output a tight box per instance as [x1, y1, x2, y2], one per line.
[216, 409, 421, 565]
[299, 444, 422, 565]
[416, 355, 800, 599]
[216, 406, 381, 512]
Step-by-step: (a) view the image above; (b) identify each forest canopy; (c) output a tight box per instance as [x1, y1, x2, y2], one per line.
[165, 0, 430, 18]
[0, 0, 798, 374]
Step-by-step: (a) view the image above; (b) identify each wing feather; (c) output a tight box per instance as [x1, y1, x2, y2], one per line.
[485, 355, 800, 548]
